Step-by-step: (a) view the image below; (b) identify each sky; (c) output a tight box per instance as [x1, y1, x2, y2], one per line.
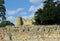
[4, 0, 45, 24]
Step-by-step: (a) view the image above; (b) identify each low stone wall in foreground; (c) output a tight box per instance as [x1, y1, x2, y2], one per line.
[0, 25, 60, 41]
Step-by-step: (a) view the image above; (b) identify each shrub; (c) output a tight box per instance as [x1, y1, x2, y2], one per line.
[0, 21, 14, 27]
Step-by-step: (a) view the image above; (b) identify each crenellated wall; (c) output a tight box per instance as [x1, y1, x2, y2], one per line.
[15, 17, 35, 27]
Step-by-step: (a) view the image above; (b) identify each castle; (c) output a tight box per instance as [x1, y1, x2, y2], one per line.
[0, 17, 59, 41]
[15, 17, 35, 27]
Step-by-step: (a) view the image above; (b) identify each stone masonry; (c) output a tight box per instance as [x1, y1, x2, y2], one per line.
[0, 25, 60, 41]
[0, 17, 60, 41]
[15, 17, 33, 27]
[15, 17, 23, 27]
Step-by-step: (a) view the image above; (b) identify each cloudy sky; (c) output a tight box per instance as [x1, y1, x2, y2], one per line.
[4, 0, 44, 24]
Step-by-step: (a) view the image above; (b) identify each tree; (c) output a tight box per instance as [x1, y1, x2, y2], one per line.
[34, 0, 57, 25]
[35, 9, 44, 24]
[0, 0, 4, 4]
[43, 0, 57, 24]
[0, 0, 6, 21]
[0, 21, 14, 27]
[56, 0, 60, 24]
[0, 0, 15, 27]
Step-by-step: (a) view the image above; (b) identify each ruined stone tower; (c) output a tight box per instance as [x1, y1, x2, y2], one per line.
[15, 17, 35, 26]
[15, 17, 23, 27]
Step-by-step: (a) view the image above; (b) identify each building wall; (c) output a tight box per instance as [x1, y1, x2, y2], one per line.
[23, 19, 32, 26]
[15, 17, 34, 27]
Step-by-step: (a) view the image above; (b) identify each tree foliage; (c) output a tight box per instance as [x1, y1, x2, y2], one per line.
[0, 0, 6, 21]
[34, 0, 59, 25]
[0, 21, 14, 27]
[0, 0, 15, 27]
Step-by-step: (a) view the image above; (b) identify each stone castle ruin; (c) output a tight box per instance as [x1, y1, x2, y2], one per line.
[15, 17, 34, 27]
[15, 17, 23, 27]
[0, 17, 60, 41]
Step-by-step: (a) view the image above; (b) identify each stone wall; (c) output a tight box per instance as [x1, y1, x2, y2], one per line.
[0, 25, 60, 41]
[23, 19, 32, 26]
[15, 17, 21, 27]
[15, 17, 35, 27]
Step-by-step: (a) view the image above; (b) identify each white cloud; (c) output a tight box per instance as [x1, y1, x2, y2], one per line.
[29, 0, 44, 4]
[22, 16, 31, 19]
[28, 4, 43, 19]
[22, 15, 30, 19]
[16, 11, 28, 17]
[30, 0, 40, 4]
[29, 0, 44, 19]
[29, 6, 35, 12]
[20, 12, 27, 16]
[6, 8, 24, 15]
[29, 4, 43, 12]
[28, 13, 34, 18]
[22, 13, 34, 19]
[6, 16, 15, 24]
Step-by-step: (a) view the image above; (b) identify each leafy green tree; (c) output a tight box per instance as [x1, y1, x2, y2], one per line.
[0, 21, 14, 27]
[43, 0, 57, 24]
[34, 0, 57, 25]
[35, 9, 44, 24]
[56, 1, 60, 24]
[0, 0, 4, 4]
[0, 0, 6, 21]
